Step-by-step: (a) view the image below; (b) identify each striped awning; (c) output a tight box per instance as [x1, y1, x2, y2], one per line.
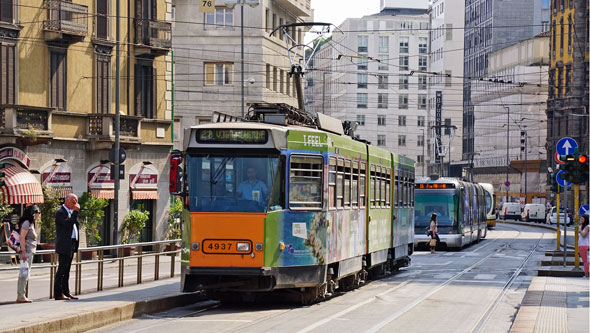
[48, 186, 73, 199]
[90, 190, 115, 200]
[0, 165, 44, 204]
[131, 190, 159, 200]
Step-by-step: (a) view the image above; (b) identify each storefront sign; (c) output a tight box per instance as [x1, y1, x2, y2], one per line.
[129, 164, 159, 189]
[88, 165, 115, 189]
[0, 147, 31, 169]
[42, 164, 72, 186]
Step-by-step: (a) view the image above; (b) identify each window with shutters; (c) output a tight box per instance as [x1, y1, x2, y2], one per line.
[96, 0, 110, 40]
[204, 62, 233, 85]
[0, 0, 14, 23]
[95, 54, 111, 114]
[50, 50, 67, 111]
[135, 60, 156, 119]
[0, 42, 16, 105]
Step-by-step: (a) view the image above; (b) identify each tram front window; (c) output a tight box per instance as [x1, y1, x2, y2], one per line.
[414, 193, 458, 228]
[187, 155, 283, 213]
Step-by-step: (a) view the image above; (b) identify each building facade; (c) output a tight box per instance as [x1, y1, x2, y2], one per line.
[462, 0, 550, 162]
[471, 35, 549, 204]
[172, 0, 313, 149]
[307, 6, 430, 168]
[0, 0, 173, 245]
[546, 0, 589, 199]
[427, 0, 465, 177]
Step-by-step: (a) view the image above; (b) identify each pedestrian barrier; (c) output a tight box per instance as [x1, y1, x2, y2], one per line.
[0, 239, 181, 299]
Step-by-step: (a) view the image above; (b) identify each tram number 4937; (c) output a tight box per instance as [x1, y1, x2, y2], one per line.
[208, 242, 231, 251]
[303, 135, 322, 147]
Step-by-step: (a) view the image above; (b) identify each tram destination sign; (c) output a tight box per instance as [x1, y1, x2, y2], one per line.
[196, 129, 268, 144]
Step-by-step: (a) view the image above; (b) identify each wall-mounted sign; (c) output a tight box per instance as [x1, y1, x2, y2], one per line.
[0, 147, 31, 169]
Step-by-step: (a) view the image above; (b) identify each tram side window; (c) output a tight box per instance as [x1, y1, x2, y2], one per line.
[344, 160, 351, 208]
[360, 163, 366, 208]
[385, 168, 391, 207]
[352, 161, 359, 208]
[370, 164, 376, 207]
[328, 157, 336, 209]
[268, 155, 286, 210]
[379, 167, 386, 207]
[289, 155, 323, 210]
[395, 175, 400, 208]
[336, 159, 344, 208]
[402, 173, 408, 207]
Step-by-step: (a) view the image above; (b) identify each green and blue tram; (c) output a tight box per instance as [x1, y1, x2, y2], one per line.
[413, 176, 487, 249]
[174, 107, 415, 303]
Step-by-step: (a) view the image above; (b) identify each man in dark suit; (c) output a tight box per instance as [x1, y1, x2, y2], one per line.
[54, 193, 80, 300]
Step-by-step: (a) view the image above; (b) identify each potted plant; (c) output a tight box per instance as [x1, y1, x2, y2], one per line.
[121, 209, 149, 256]
[78, 192, 108, 260]
[165, 198, 183, 254]
[39, 186, 62, 262]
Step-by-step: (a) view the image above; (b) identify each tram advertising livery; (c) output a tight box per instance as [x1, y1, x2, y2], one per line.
[172, 104, 415, 304]
[414, 175, 487, 249]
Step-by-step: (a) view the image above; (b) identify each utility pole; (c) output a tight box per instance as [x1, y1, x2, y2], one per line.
[241, 4, 245, 118]
[505, 106, 510, 203]
[322, 71, 327, 114]
[421, 128, 425, 176]
[113, 0, 121, 247]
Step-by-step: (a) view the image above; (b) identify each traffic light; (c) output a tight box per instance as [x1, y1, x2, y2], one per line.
[520, 131, 526, 152]
[563, 154, 576, 182]
[576, 154, 588, 184]
[549, 171, 564, 193]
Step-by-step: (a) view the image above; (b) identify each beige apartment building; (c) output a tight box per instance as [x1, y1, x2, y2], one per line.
[172, 0, 313, 148]
[0, 0, 173, 244]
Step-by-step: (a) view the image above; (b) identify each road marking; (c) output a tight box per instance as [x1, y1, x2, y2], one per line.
[295, 281, 410, 333]
[474, 274, 496, 280]
[180, 319, 253, 323]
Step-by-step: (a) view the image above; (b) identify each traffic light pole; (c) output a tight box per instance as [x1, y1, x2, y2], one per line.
[563, 185, 568, 266]
[574, 184, 580, 269]
[556, 189, 561, 251]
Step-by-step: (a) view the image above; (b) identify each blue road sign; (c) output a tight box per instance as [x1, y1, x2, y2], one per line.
[579, 205, 590, 216]
[505, 181, 510, 187]
[556, 137, 578, 156]
[556, 170, 571, 187]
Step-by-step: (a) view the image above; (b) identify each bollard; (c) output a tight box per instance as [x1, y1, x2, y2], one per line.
[75, 251, 81, 295]
[49, 252, 57, 299]
[170, 241, 175, 278]
[97, 250, 104, 291]
[118, 248, 124, 288]
[137, 246, 143, 284]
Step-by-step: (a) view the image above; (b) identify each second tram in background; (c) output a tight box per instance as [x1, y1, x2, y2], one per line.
[414, 176, 487, 249]
[479, 183, 496, 228]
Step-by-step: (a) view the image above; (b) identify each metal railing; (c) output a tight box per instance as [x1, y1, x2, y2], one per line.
[43, 0, 89, 36]
[0, 239, 181, 299]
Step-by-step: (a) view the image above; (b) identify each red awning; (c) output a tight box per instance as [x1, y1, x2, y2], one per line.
[0, 165, 44, 204]
[131, 190, 159, 200]
[90, 190, 115, 200]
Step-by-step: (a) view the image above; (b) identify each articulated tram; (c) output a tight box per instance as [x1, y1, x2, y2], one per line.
[172, 105, 415, 303]
[414, 176, 487, 249]
[479, 183, 496, 228]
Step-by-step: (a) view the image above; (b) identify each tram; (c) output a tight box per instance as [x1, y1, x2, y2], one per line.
[413, 176, 487, 249]
[479, 183, 496, 228]
[171, 104, 415, 303]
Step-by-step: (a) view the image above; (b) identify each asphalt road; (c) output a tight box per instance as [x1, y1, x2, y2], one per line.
[93, 223, 553, 333]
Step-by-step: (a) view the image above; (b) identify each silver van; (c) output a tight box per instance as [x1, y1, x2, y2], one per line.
[521, 203, 546, 223]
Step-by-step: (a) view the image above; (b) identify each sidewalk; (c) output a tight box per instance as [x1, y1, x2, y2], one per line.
[0, 278, 206, 333]
[510, 276, 589, 332]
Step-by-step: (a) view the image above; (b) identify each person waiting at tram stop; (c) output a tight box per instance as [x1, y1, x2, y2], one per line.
[237, 167, 268, 202]
[578, 215, 589, 279]
[428, 213, 440, 254]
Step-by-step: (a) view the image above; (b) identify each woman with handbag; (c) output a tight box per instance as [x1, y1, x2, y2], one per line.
[429, 213, 440, 254]
[16, 205, 40, 303]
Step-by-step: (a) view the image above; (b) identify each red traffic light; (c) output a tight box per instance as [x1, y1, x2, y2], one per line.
[579, 155, 588, 164]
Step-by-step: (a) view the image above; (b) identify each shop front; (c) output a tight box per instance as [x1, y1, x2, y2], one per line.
[87, 164, 114, 245]
[0, 147, 44, 206]
[41, 161, 73, 199]
[129, 163, 159, 243]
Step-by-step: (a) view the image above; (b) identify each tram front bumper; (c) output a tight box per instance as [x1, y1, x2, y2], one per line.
[414, 234, 463, 248]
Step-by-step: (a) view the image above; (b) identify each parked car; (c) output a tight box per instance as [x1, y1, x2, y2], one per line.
[501, 202, 521, 220]
[546, 207, 571, 225]
[521, 204, 546, 223]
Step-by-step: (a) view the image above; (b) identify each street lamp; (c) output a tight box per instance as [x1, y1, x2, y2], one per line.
[225, 0, 260, 119]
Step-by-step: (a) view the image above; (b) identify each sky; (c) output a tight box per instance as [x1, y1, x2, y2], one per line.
[310, 0, 380, 28]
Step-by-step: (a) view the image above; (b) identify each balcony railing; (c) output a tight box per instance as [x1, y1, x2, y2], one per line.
[120, 116, 140, 137]
[16, 108, 50, 131]
[43, 0, 88, 37]
[135, 19, 171, 50]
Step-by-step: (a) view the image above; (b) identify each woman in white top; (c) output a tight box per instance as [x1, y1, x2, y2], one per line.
[429, 213, 440, 254]
[578, 215, 589, 278]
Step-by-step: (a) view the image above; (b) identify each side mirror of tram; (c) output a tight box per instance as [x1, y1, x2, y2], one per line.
[169, 151, 184, 195]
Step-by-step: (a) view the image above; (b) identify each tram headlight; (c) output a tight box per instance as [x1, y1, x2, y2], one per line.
[237, 242, 250, 252]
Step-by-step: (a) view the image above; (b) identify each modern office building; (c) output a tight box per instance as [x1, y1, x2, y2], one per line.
[0, 0, 173, 245]
[172, 0, 313, 149]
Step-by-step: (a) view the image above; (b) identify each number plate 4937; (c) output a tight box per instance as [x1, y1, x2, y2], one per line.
[202, 239, 251, 254]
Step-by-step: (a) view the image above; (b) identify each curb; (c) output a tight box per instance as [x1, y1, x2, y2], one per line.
[497, 220, 576, 249]
[3, 292, 208, 333]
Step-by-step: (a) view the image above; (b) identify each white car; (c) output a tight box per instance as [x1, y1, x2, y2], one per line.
[546, 207, 571, 225]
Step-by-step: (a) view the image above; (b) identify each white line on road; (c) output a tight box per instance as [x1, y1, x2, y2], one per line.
[295, 281, 410, 333]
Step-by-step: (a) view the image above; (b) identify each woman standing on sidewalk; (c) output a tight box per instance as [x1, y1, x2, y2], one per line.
[579, 215, 589, 279]
[16, 205, 40, 303]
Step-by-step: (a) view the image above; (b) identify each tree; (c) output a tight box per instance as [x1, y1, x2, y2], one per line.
[39, 186, 63, 244]
[78, 192, 109, 246]
[121, 210, 149, 244]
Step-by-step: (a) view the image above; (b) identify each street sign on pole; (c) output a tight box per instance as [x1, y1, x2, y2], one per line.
[555, 170, 572, 187]
[505, 181, 510, 187]
[556, 137, 578, 156]
[580, 204, 590, 216]
[554, 152, 565, 164]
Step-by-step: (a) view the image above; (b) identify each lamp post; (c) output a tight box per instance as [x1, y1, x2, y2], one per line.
[225, 0, 260, 119]
[505, 106, 510, 203]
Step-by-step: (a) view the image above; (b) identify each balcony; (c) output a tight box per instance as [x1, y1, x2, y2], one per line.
[43, 0, 88, 43]
[275, 0, 312, 18]
[135, 19, 171, 56]
[86, 114, 142, 150]
[0, 105, 54, 145]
